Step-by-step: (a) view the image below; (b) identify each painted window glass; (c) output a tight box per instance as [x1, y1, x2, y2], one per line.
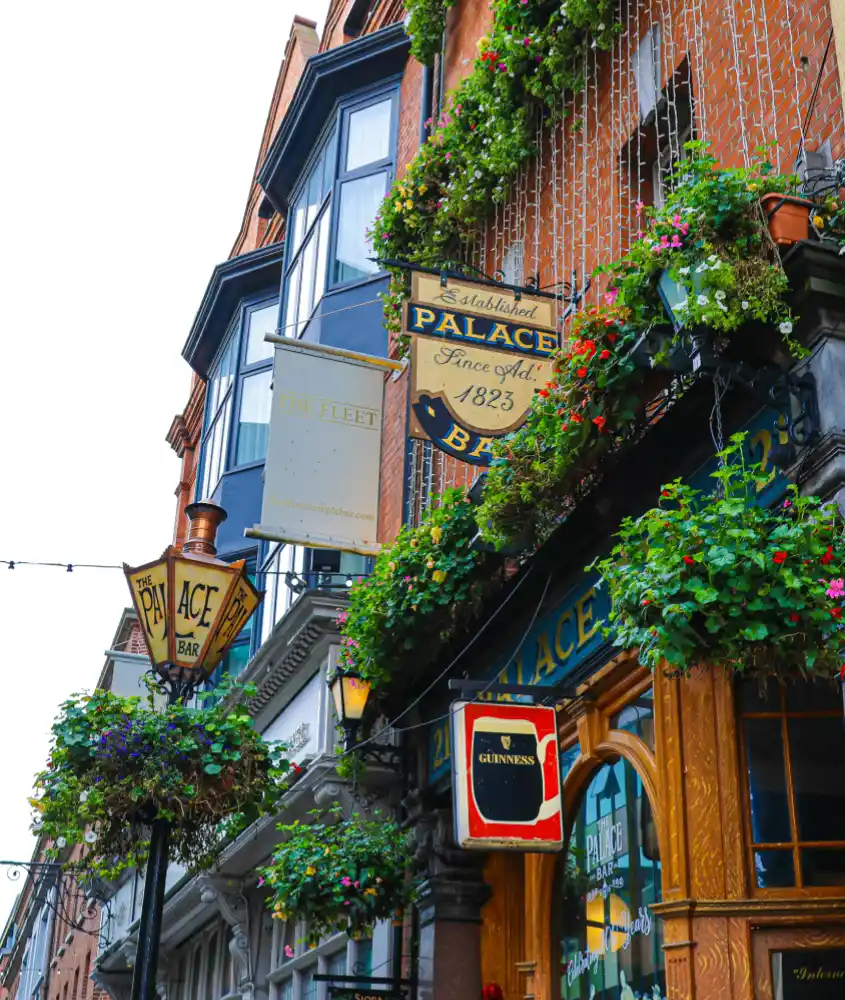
[740, 679, 845, 888]
[560, 758, 665, 1000]
[610, 690, 655, 751]
[281, 87, 396, 338]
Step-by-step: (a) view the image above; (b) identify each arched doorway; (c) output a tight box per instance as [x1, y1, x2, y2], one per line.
[557, 755, 666, 1000]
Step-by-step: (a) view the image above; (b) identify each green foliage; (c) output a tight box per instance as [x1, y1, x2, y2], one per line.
[260, 808, 417, 942]
[477, 304, 642, 547]
[475, 144, 802, 548]
[338, 488, 496, 688]
[406, 0, 455, 66]
[376, 0, 617, 344]
[595, 434, 845, 678]
[31, 682, 292, 879]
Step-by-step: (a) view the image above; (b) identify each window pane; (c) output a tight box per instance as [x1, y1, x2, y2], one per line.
[785, 679, 840, 712]
[223, 640, 251, 680]
[801, 848, 845, 886]
[355, 939, 372, 977]
[345, 99, 392, 172]
[279, 983, 293, 1000]
[789, 716, 845, 841]
[245, 303, 278, 365]
[291, 191, 307, 256]
[322, 130, 337, 198]
[738, 680, 781, 713]
[313, 210, 330, 313]
[334, 172, 387, 284]
[236, 370, 273, 465]
[326, 951, 347, 977]
[611, 691, 655, 750]
[219, 397, 231, 479]
[306, 161, 322, 231]
[204, 936, 218, 1000]
[744, 719, 792, 843]
[299, 229, 318, 327]
[754, 849, 795, 888]
[300, 969, 317, 1000]
[284, 261, 301, 338]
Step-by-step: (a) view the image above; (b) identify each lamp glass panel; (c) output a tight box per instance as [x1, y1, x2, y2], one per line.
[170, 558, 237, 670]
[331, 675, 345, 720]
[340, 675, 370, 721]
[204, 572, 262, 672]
[125, 559, 169, 667]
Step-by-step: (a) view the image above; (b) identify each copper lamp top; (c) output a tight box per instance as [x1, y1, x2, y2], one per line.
[182, 501, 228, 557]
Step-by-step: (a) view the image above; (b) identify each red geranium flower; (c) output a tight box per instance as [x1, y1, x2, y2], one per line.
[607, 332, 618, 342]
[683, 555, 695, 566]
[831, 607, 843, 619]
[821, 546, 835, 565]
[593, 415, 607, 431]
[599, 349, 611, 360]
[773, 551, 788, 565]
[789, 612, 801, 622]
[537, 388, 549, 398]
[641, 598, 651, 605]
[576, 367, 588, 378]
[661, 490, 671, 498]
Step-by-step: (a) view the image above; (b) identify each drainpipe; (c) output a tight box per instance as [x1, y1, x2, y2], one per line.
[419, 63, 434, 146]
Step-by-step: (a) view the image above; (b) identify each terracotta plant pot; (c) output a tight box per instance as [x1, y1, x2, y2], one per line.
[760, 193, 811, 246]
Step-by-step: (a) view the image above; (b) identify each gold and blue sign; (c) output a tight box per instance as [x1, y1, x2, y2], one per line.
[407, 273, 559, 466]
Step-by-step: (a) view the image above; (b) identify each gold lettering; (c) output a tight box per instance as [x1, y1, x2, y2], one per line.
[555, 609, 575, 660]
[536, 330, 558, 355]
[436, 312, 462, 337]
[478, 753, 537, 765]
[513, 327, 535, 350]
[532, 631, 556, 684]
[442, 424, 471, 451]
[487, 323, 515, 348]
[411, 306, 436, 330]
[469, 436, 494, 460]
[462, 315, 487, 341]
[576, 588, 600, 648]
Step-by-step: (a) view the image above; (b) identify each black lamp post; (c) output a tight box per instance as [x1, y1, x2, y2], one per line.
[123, 502, 262, 1000]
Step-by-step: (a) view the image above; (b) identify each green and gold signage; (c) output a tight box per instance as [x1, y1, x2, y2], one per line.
[406, 273, 559, 465]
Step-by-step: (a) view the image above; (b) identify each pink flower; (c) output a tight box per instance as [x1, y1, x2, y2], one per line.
[523, 37, 531, 46]
[826, 578, 845, 599]
[671, 235, 683, 248]
[341, 876, 353, 887]
[497, 62, 507, 71]
[257, 876, 265, 887]
[604, 287, 618, 305]
[445, 152, 452, 162]
[285, 946, 295, 959]
[783, 500, 792, 509]
[535, 55, 542, 62]
[354, 880, 360, 889]
[635, 200, 645, 214]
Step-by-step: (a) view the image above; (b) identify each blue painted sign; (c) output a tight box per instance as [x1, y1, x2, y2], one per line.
[427, 407, 788, 783]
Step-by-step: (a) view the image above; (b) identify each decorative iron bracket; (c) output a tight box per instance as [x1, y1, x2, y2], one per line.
[0, 860, 108, 937]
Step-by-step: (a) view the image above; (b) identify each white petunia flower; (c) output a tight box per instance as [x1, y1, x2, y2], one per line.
[679, 266, 690, 276]
[715, 290, 726, 301]
[707, 254, 718, 263]
[675, 300, 688, 311]
[79, 791, 89, 803]
[56, 837, 67, 848]
[741, 300, 750, 310]
[779, 320, 793, 334]
[710, 259, 722, 269]
[717, 302, 728, 312]
[31, 821, 44, 833]
[697, 294, 709, 306]
[695, 263, 708, 273]
[84, 831, 98, 844]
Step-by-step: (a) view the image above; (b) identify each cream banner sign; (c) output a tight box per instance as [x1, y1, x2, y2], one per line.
[248, 339, 391, 556]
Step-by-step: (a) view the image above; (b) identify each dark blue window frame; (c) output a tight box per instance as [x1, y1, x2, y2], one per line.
[196, 292, 278, 499]
[279, 80, 400, 340]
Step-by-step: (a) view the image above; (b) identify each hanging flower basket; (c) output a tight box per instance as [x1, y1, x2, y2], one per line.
[31, 684, 291, 880]
[595, 434, 845, 680]
[760, 193, 812, 246]
[259, 808, 417, 943]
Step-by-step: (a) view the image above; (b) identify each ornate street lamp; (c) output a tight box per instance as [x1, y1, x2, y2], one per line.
[330, 668, 372, 752]
[122, 501, 262, 1000]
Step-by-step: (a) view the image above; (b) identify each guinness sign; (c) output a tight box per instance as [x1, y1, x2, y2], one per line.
[406, 273, 559, 466]
[451, 701, 563, 850]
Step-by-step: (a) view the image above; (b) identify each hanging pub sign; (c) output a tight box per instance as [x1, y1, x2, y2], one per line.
[405, 272, 559, 465]
[451, 700, 564, 851]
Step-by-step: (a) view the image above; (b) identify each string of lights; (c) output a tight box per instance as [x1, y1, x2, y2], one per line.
[0, 558, 366, 580]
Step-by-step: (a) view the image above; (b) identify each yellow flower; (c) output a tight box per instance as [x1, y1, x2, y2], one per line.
[430, 526, 443, 544]
[363, 888, 378, 896]
[394, 200, 403, 212]
[405, 200, 414, 210]
[419, 184, 428, 195]
[28, 797, 45, 813]
[305, 866, 316, 876]
[324, 847, 331, 856]
[426, 559, 435, 569]
[272, 912, 284, 920]
[274, 901, 283, 911]
[432, 570, 447, 584]
[813, 215, 825, 229]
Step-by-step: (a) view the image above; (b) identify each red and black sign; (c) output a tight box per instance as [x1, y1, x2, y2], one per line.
[451, 701, 563, 851]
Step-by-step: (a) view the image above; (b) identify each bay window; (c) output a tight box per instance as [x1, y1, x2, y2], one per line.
[198, 294, 278, 497]
[280, 86, 397, 338]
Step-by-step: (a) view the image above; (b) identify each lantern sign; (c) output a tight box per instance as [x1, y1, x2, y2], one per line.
[124, 503, 262, 686]
[451, 700, 563, 851]
[405, 273, 559, 465]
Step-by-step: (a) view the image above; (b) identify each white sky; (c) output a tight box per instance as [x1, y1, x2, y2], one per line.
[0, 0, 330, 923]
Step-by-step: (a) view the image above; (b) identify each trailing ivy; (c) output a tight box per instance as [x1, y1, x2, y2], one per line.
[30, 682, 291, 880]
[406, 0, 454, 66]
[476, 146, 801, 548]
[260, 807, 417, 942]
[337, 488, 498, 689]
[596, 434, 845, 679]
[376, 0, 618, 344]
